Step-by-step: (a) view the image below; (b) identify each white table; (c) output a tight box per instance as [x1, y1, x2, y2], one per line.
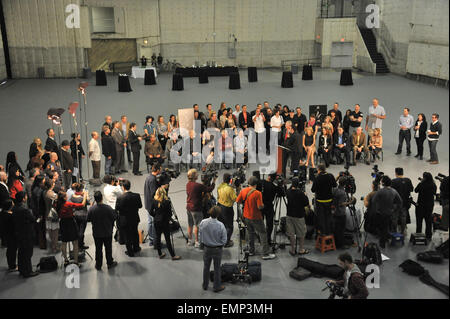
[131, 66, 157, 79]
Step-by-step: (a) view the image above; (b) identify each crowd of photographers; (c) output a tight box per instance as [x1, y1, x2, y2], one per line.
[0, 100, 448, 298]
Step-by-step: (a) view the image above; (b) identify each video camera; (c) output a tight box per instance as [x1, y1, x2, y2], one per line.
[323, 281, 346, 299]
[201, 166, 218, 185]
[435, 173, 448, 183]
[231, 165, 247, 188]
[156, 168, 180, 187]
[371, 165, 384, 185]
[338, 169, 356, 194]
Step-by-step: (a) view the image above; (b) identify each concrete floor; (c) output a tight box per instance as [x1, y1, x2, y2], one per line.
[0, 69, 448, 299]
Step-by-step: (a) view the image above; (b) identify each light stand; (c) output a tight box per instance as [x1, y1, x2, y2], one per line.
[78, 82, 90, 181]
[232, 207, 253, 284]
[68, 102, 80, 183]
[47, 108, 66, 175]
[346, 192, 363, 253]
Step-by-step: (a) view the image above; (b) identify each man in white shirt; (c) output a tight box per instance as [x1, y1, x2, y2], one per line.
[365, 98, 386, 140]
[89, 131, 101, 180]
[253, 106, 266, 155]
[103, 176, 123, 209]
[270, 109, 284, 144]
[232, 104, 241, 121]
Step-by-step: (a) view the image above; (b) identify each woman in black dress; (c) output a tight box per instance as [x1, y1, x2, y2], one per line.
[414, 172, 437, 239]
[151, 187, 181, 261]
[302, 127, 316, 168]
[413, 113, 427, 160]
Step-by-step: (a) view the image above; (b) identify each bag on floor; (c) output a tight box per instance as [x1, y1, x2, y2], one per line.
[37, 256, 58, 273]
[399, 259, 425, 276]
[417, 251, 444, 264]
[289, 267, 312, 281]
[362, 242, 382, 265]
[210, 263, 239, 283]
[436, 239, 449, 259]
[247, 261, 262, 282]
[297, 257, 344, 280]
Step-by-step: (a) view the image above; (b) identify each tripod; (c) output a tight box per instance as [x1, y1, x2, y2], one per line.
[232, 206, 252, 284]
[271, 193, 290, 252]
[346, 192, 364, 253]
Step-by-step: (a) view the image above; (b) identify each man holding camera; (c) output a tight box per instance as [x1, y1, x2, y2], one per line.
[371, 176, 403, 248]
[327, 253, 369, 299]
[236, 176, 276, 260]
[144, 163, 161, 246]
[261, 173, 277, 245]
[333, 177, 356, 249]
[286, 178, 310, 256]
[217, 173, 237, 247]
[311, 164, 337, 235]
[115, 180, 142, 257]
[186, 169, 217, 248]
[391, 167, 414, 235]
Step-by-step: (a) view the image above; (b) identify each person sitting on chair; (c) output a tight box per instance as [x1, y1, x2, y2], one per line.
[367, 128, 383, 162]
[144, 134, 165, 166]
[351, 127, 369, 166]
[318, 128, 333, 168]
[333, 127, 350, 165]
[219, 130, 234, 169]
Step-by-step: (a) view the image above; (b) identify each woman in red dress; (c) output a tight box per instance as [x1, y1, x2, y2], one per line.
[55, 190, 89, 267]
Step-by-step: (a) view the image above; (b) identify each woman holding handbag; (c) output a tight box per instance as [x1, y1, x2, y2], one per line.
[151, 186, 181, 260]
[44, 179, 59, 254]
[55, 189, 88, 267]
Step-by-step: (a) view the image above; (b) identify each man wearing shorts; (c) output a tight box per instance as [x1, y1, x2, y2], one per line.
[286, 178, 310, 256]
[186, 169, 217, 247]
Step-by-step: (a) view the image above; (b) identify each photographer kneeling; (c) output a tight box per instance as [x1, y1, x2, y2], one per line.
[151, 186, 181, 260]
[327, 253, 369, 299]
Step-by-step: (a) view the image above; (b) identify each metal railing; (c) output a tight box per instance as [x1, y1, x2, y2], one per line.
[109, 61, 139, 75]
[281, 58, 322, 71]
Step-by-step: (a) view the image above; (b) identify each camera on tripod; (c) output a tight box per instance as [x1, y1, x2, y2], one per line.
[201, 166, 218, 185]
[371, 165, 384, 185]
[231, 165, 247, 188]
[338, 169, 356, 194]
[323, 281, 346, 299]
[156, 168, 180, 187]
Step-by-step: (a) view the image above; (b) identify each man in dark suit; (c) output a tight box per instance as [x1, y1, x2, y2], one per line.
[115, 180, 142, 257]
[238, 105, 251, 130]
[0, 171, 9, 247]
[101, 126, 116, 175]
[13, 191, 39, 277]
[87, 191, 118, 270]
[111, 121, 127, 174]
[45, 128, 60, 158]
[333, 127, 350, 165]
[128, 123, 143, 176]
[60, 140, 74, 190]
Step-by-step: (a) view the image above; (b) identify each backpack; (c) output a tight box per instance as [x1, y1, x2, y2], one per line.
[417, 251, 444, 264]
[399, 259, 425, 276]
[362, 242, 382, 265]
[436, 239, 449, 259]
[289, 267, 312, 281]
[37, 256, 58, 273]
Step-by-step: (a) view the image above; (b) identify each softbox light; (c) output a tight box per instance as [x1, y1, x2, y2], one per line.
[47, 108, 65, 125]
[68, 102, 79, 115]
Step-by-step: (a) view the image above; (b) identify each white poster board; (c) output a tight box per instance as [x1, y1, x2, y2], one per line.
[178, 108, 195, 137]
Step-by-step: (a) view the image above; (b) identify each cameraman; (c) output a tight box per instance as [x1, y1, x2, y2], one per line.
[363, 181, 379, 235]
[144, 163, 161, 246]
[414, 172, 437, 239]
[236, 176, 276, 260]
[261, 173, 277, 245]
[186, 169, 217, 248]
[333, 177, 356, 249]
[103, 175, 123, 209]
[311, 164, 337, 235]
[391, 167, 413, 235]
[372, 176, 403, 248]
[217, 173, 237, 247]
[327, 253, 369, 299]
[286, 178, 310, 255]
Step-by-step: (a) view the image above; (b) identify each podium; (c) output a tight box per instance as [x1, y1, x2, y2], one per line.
[144, 69, 156, 85]
[277, 145, 290, 175]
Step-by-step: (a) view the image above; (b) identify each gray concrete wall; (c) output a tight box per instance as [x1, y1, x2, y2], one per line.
[0, 27, 6, 80]
[2, 0, 91, 78]
[374, 0, 448, 80]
